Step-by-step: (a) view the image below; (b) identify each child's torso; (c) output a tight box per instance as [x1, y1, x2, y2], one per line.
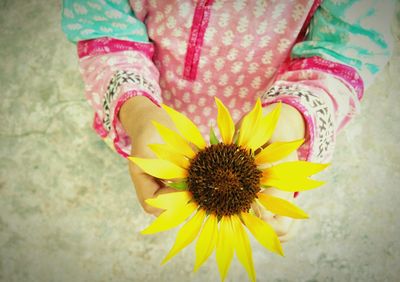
[141, 0, 315, 133]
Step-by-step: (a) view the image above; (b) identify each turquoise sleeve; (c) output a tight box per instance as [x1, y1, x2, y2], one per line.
[291, 0, 395, 86]
[61, 0, 149, 43]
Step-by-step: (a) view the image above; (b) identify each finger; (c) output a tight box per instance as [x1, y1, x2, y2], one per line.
[254, 203, 288, 236]
[260, 187, 293, 200]
[154, 185, 178, 197]
[272, 216, 292, 237]
[252, 201, 275, 221]
[128, 161, 164, 216]
[258, 210, 293, 238]
[129, 161, 181, 216]
[251, 201, 263, 218]
[278, 218, 300, 243]
[258, 188, 301, 242]
[255, 187, 293, 220]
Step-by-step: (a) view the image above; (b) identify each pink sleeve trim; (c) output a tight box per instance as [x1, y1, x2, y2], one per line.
[262, 98, 315, 162]
[284, 56, 364, 100]
[93, 113, 108, 138]
[77, 37, 155, 59]
[111, 90, 160, 158]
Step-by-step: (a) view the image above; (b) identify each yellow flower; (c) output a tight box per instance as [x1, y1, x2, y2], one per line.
[129, 98, 329, 282]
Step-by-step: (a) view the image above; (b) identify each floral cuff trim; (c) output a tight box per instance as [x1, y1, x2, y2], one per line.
[262, 84, 335, 163]
[93, 89, 160, 158]
[283, 56, 364, 100]
[102, 70, 161, 132]
[111, 90, 159, 158]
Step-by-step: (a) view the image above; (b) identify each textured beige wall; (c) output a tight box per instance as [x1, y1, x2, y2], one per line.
[0, 1, 399, 281]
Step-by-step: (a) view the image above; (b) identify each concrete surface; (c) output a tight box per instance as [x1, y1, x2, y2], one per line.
[0, 1, 399, 281]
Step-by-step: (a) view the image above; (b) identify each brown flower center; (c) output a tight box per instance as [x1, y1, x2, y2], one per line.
[187, 143, 261, 217]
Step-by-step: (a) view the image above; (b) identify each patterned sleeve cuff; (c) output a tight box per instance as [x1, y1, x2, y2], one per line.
[92, 90, 156, 156]
[77, 40, 162, 158]
[110, 90, 159, 158]
[94, 70, 162, 158]
[102, 70, 162, 133]
[262, 84, 336, 163]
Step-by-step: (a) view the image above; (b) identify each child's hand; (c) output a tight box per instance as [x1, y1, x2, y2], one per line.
[121, 98, 306, 242]
[120, 96, 177, 216]
[256, 103, 306, 242]
[254, 187, 300, 243]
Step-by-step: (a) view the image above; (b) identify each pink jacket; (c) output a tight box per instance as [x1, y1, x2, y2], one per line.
[62, 0, 394, 162]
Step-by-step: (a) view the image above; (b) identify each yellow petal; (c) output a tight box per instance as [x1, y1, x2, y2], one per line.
[141, 202, 197, 235]
[261, 175, 325, 192]
[257, 193, 309, 219]
[152, 121, 196, 158]
[241, 212, 283, 256]
[128, 157, 187, 179]
[194, 214, 218, 272]
[238, 98, 262, 148]
[216, 216, 234, 281]
[261, 161, 329, 191]
[263, 161, 330, 178]
[255, 139, 304, 165]
[145, 191, 192, 210]
[231, 216, 256, 282]
[247, 102, 281, 151]
[161, 104, 206, 149]
[215, 97, 235, 144]
[148, 143, 190, 169]
[162, 209, 206, 264]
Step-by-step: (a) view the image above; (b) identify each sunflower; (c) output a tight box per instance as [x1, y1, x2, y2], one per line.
[129, 98, 328, 282]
